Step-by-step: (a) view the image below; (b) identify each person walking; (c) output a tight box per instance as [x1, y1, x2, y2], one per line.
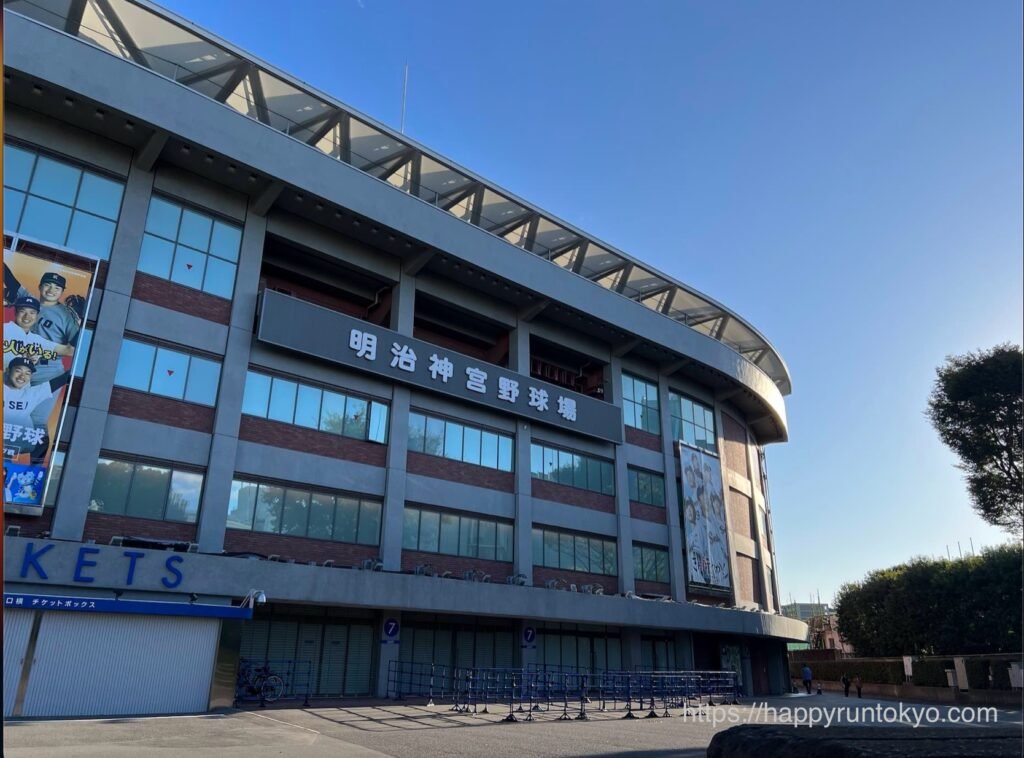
[801, 664, 813, 695]
[853, 674, 863, 698]
[841, 673, 851, 697]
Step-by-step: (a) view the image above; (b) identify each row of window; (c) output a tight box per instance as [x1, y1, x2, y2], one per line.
[4, 143, 124, 260]
[623, 373, 660, 435]
[632, 544, 671, 584]
[669, 393, 717, 455]
[227, 479, 382, 545]
[531, 527, 618, 576]
[88, 458, 202, 523]
[402, 506, 514, 562]
[114, 338, 221, 406]
[529, 443, 615, 496]
[242, 370, 389, 444]
[628, 468, 666, 507]
[407, 412, 514, 472]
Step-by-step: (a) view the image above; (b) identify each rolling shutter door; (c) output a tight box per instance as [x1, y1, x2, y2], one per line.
[576, 637, 591, 675]
[543, 633, 559, 668]
[3, 610, 33, 717]
[607, 637, 622, 671]
[21, 614, 218, 717]
[412, 628, 434, 665]
[494, 631, 514, 669]
[318, 625, 348, 696]
[593, 638, 607, 673]
[294, 624, 322, 699]
[474, 631, 494, 669]
[455, 631, 474, 671]
[240, 619, 270, 661]
[560, 636, 576, 671]
[344, 624, 373, 695]
[433, 629, 452, 671]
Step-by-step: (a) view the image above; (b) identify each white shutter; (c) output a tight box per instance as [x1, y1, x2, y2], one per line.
[3, 610, 34, 717]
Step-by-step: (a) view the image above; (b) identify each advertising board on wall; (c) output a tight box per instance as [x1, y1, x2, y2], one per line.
[679, 445, 733, 595]
[3, 238, 97, 514]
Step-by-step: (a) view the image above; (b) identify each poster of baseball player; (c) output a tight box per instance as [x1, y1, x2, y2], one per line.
[3, 240, 97, 512]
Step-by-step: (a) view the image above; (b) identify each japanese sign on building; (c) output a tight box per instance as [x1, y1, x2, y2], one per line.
[257, 290, 623, 443]
[3, 239, 97, 514]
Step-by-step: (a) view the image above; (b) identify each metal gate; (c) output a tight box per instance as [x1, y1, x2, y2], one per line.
[3, 609, 33, 717]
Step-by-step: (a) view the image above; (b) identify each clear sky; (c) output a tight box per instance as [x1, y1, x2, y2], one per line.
[158, 0, 1023, 604]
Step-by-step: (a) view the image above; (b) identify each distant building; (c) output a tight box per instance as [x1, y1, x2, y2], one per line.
[782, 602, 832, 621]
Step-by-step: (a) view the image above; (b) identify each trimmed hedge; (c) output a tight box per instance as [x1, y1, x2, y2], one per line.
[789, 659, 905, 686]
[992, 662, 1013, 690]
[913, 659, 950, 687]
[964, 659, 991, 689]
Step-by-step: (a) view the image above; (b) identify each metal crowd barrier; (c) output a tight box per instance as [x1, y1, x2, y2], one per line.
[387, 660, 739, 721]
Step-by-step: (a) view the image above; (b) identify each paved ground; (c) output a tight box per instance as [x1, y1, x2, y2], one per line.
[4, 694, 1021, 758]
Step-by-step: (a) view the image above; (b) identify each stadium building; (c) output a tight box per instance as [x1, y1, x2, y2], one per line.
[1, 0, 806, 718]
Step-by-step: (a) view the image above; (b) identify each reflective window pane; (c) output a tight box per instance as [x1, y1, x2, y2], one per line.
[184, 356, 221, 406]
[138, 234, 175, 279]
[496, 523, 514, 562]
[530, 444, 543, 477]
[419, 510, 440, 552]
[319, 390, 346, 434]
[268, 378, 297, 424]
[368, 401, 388, 443]
[343, 395, 368, 439]
[44, 451, 65, 506]
[227, 480, 257, 529]
[532, 528, 544, 565]
[149, 347, 189, 400]
[424, 416, 445, 456]
[543, 530, 559, 567]
[281, 489, 310, 536]
[408, 413, 426, 452]
[603, 541, 617, 576]
[114, 340, 156, 392]
[209, 220, 242, 262]
[334, 497, 358, 542]
[89, 458, 132, 515]
[481, 431, 499, 469]
[4, 144, 35, 190]
[253, 485, 284, 533]
[30, 156, 80, 205]
[459, 517, 478, 557]
[443, 421, 463, 461]
[170, 245, 206, 290]
[478, 520, 496, 561]
[145, 196, 182, 239]
[72, 327, 92, 379]
[66, 211, 116, 259]
[498, 436, 513, 472]
[19, 196, 72, 244]
[76, 172, 124, 219]
[356, 501, 381, 545]
[559, 533, 574, 569]
[4, 188, 25, 230]
[178, 208, 213, 251]
[202, 256, 236, 299]
[126, 464, 170, 520]
[439, 513, 459, 555]
[402, 507, 420, 549]
[241, 372, 271, 417]
[574, 535, 590, 572]
[167, 471, 203, 523]
[293, 384, 321, 428]
[462, 427, 481, 466]
[308, 493, 335, 539]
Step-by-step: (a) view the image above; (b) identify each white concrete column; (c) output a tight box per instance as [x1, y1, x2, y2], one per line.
[375, 611, 403, 697]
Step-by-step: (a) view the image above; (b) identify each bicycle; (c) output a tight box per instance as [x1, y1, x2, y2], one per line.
[237, 662, 286, 703]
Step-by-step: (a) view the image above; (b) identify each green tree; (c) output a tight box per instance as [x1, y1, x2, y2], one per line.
[926, 344, 1023, 535]
[835, 545, 1022, 656]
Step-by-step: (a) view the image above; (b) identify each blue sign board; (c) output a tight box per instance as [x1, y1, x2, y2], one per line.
[3, 593, 252, 619]
[384, 618, 400, 638]
[522, 625, 537, 648]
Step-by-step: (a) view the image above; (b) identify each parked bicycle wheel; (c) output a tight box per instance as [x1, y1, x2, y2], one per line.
[261, 675, 285, 702]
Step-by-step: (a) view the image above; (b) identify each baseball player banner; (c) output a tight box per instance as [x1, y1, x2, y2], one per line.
[3, 240, 96, 512]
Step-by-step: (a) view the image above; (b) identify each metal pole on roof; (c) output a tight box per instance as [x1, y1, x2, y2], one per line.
[400, 63, 409, 134]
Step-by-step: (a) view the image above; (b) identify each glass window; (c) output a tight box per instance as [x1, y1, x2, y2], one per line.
[67, 212, 116, 259]
[149, 347, 189, 400]
[419, 509, 440, 552]
[4, 188, 25, 229]
[557, 450, 573, 486]
[574, 535, 590, 572]
[651, 475, 665, 507]
[72, 327, 93, 379]
[281, 489, 310, 535]
[145, 196, 182, 239]
[114, 340, 156, 392]
[227, 480, 257, 529]
[253, 484, 284, 533]
[138, 235, 175, 279]
[623, 373, 660, 434]
[532, 443, 614, 496]
[209, 220, 242, 262]
[343, 396, 369, 439]
[334, 497, 359, 542]
[4, 144, 35, 190]
[530, 445, 543, 478]
[294, 385, 322, 429]
[126, 464, 170, 520]
[532, 528, 544, 565]
[402, 507, 420, 549]
[408, 413, 426, 452]
[178, 208, 212, 251]
[497, 523, 514, 562]
[478, 520, 496, 560]
[633, 546, 644, 582]
[319, 390, 346, 434]
[89, 458, 133, 515]
[543, 530, 559, 567]
[170, 244, 206, 290]
[603, 541, 618, 576]
[589, 539, 604, 573]
[628, 469, 639, 502]
[462, 427, 482, 466]
[166, 471, 202, 523]
[242, 372, 271, 417]
[43, 451, 65, 507]
[182, 355, 220, 405]
[424, 416, 445, 456]
[642, 547, 657, 582]
[542, 447, 557, 481]
[439, 513, 460, 555]
[308, 493, 335, 539]
[670, 392, 717, 454]
[268, 378, 297, 424]
[30, 156, 80, 205]
[559, 533, 574, 569]
[443, 421, 463, 460]
[368, 402, 389, 444]
[76, 173, 123, 219]
[19, 196, 72, 242]
[459, 517, 478, 557]
[601, 461, 615, 496]
[356, 501, 381, 545]
[203, 256, 236, 299]
[481, 431, 499, 469]
[655, 550, 669, 583]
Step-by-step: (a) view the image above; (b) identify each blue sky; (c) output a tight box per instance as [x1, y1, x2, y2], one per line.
[159, 0, 1023, 604]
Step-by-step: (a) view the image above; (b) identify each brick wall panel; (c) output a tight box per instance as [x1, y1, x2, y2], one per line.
[407, 452, 514, 492]
[400, 549, 514, 584]
[532, 565, 616, 593]
[721, 413, 749, 479]
[630, 501, 667, 524]
[83, 512, 197, 544]
[223, 529, 379, 566]
[108, 387, 215, 433]
[726, 488, 754, 540]
[6, 508, 55, 538]
[531, 479, 615, 513]
[625, 426, 662, 451]
[132, 272, 231, 324]
[634, 579, 672, 596]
